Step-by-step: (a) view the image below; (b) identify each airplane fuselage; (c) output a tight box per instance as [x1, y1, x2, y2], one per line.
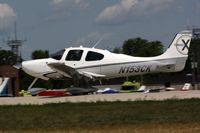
[22, 30, 192, 81]
[22, 47, 186, 80]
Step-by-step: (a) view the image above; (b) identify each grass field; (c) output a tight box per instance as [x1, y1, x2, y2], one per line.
[0, 99, 200, 133]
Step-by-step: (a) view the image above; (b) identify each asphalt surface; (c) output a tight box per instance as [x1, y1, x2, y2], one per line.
[0, 90, 200, 105]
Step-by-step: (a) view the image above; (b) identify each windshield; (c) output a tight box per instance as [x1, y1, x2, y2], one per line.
[50, 49, 65, 60]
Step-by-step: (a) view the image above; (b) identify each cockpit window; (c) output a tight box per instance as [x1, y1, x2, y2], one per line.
[66, 50, 83, 61]
[50, 49, 65, 60]
[86, 51, 104, 61]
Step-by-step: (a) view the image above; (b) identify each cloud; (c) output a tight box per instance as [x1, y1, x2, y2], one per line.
[49, 0, 89, 9]
[0, 3, 16, 31]
[75, 0, 89, 9]
[96, 0, 174, 24]
[48, 0, 89, 21]
[50, 0, 64, 6]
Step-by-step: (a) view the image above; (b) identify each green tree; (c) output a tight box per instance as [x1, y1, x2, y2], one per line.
[0, 50, 18, 65]
[122, 38, 163, 57]
[113, 47, 122, 53]
[31, 50, 49, 59]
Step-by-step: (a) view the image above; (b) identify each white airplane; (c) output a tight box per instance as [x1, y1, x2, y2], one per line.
[22, 30, 192, 89]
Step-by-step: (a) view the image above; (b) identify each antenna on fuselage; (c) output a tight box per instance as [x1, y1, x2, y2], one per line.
[92, 38, 103, 48]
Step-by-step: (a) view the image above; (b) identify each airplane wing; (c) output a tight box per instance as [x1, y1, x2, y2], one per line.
[47, 62, 105, 80]
[47, 62, 76, 78]
[80, 71, 106, 79]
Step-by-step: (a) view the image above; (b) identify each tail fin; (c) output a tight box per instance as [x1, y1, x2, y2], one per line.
[158, 30, 193, 72]
[161, 30, 192, 58]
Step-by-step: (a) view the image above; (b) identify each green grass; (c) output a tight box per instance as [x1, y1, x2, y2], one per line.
[0, 99, 200, 132]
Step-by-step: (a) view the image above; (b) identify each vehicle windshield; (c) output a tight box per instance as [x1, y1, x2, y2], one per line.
[50, 49, 65, 60]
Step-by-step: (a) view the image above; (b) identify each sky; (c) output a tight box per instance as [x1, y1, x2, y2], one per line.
[0, 0, 200, 59]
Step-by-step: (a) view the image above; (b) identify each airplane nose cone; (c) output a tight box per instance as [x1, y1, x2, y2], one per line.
[22, 61, 36, 74]
[22, 58, 58, 80]
[22, 59, 54, 80]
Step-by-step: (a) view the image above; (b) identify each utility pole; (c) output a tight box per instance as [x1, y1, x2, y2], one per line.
[191, 27, 200, 89]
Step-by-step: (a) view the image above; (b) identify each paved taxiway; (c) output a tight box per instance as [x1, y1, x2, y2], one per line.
[0, 90, 200, 105]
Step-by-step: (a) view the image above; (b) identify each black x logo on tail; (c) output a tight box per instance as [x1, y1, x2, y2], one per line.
[182, 39, 190, 51]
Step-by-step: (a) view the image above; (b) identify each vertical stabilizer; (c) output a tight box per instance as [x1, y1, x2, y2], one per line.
[161, 30, 192, 58]
[158, 30, 193, 72]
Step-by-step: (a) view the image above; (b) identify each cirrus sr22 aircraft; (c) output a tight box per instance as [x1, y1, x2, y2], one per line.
[22, 30, 192, 91]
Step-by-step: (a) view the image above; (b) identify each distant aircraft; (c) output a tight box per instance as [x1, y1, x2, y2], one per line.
[22, 30, 192, 89]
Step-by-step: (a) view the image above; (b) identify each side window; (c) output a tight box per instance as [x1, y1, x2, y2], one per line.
[65, 50, 83, 61]
[86, 51, 104, 61]
[51, 49, 65, 60]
